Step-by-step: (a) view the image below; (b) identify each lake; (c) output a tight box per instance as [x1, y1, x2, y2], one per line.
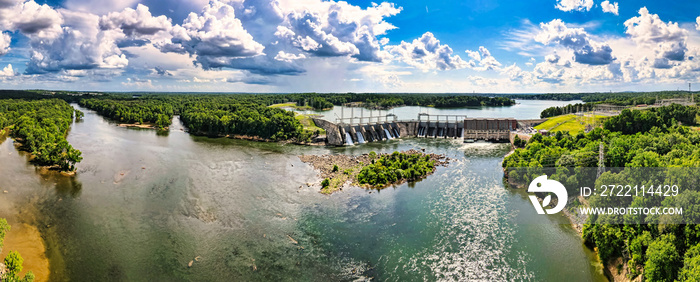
[0, 100, 606, 281]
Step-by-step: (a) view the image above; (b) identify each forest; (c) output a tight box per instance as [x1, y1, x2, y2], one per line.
[503, 104, 700, 281]
[0, 98, 82, 171]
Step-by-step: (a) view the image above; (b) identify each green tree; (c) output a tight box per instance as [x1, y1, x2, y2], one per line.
[4, 251, 23, 278]
[645, 234, 680, 282]
[0, 219, 9, 252]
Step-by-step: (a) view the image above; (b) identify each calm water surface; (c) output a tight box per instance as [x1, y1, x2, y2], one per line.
[0, 102, 605, 281]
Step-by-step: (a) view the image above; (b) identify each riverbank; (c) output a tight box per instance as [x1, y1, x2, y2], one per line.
[299, 149, 450, 194]
[0, 194, 51, 282]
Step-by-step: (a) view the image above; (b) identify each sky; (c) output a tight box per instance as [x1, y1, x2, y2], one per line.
[0, 0, 699, 93]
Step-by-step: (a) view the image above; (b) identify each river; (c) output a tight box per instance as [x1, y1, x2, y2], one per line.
[0, 100, 605, 281]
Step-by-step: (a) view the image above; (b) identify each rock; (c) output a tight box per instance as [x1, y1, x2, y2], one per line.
[188, 260, 193, 268]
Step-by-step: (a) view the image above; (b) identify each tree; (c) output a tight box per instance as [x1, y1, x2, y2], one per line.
[645, 234, 680, 282]
[0, 219, 8, 252]
[4, 251, 23, 278]
[680, 244, 700, 281]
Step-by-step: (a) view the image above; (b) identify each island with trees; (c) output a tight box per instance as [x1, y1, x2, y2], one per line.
[0, 98, 83, 173]
[299, 150, 450, 194]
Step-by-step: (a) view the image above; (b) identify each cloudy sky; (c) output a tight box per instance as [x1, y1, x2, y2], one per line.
[0, 0, 698, 93]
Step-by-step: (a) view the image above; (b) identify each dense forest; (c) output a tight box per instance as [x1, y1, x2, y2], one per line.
[503, 104, 700, 280]
[0, 98, 82, 171]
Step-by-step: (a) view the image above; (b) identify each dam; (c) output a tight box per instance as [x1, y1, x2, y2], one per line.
[313, 112, 518, 146]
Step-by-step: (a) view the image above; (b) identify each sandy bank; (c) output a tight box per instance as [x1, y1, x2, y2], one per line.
[0, 221, 50, 282]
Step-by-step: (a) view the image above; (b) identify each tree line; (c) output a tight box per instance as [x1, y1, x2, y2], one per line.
[0, 99, 82, 171]
[503, 104, 700, 281]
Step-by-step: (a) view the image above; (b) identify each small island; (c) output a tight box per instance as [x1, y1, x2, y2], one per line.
[300, 150, 450, 194]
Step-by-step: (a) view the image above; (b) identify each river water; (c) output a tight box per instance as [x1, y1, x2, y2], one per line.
[0, 100, 605, 281]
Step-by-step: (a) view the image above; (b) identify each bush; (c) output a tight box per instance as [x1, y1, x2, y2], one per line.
[332, 164, 339, 172]
[321, 178, 330, 188]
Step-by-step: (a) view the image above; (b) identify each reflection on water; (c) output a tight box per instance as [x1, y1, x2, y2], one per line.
[0, 102, 605, 281]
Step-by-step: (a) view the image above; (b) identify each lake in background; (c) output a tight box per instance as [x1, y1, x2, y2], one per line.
[0, 100, 606, 281]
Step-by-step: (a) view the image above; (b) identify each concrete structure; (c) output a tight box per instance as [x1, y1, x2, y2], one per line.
[313, 114, 517, 146]
[463, 118, 516, 142]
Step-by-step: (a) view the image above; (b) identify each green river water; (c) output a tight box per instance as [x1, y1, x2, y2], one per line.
[0, 101, 606, 281]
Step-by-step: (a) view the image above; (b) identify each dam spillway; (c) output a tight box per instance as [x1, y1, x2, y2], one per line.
[312, 113, 517, 146]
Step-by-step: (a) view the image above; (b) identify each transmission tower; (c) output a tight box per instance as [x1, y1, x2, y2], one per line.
[597, 142, 605, 178]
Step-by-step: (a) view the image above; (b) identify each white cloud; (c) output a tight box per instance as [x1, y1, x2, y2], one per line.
[100, 4, 172, 41]
[25, 9, 128, 74]
[555, 0, 594, 12]
[0, 1, 63, 40]
[274, 51, 306, 62]
[387, 32, 467, 71]
[159, 0, 265, 70]
[536, 19, 615, 65]
[64, 0, 139, 15]
[0, 63, 14, 76]
[465, 46, 502, 71]
[624, 7, 689, 66]
[122, 77, 153, 88]
[0, 32, 9, 55]
[274, 1, 401, 62]
[601, 1, 618, 16]
[697, 16, 700, 30]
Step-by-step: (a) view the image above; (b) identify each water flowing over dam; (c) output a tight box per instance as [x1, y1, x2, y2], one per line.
[313, 112, 518, 146]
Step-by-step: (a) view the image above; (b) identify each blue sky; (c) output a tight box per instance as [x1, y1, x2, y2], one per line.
[0, 0, 699, 93]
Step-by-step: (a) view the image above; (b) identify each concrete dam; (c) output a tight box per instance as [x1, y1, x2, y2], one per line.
[313, 113, 518, 146]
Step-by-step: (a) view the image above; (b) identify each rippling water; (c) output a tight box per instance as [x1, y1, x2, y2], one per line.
[0, 103, 605, 281]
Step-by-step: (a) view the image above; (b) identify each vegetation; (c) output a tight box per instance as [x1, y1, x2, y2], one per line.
[534, 114, 606, 135]
[0, 219, 34, 282]
[503, 104, 700, 281]
[357, 151, 436, 187]
[540, 103, 594, 118]
[603, 104, 698, 134]
[513, 135, 526, 148]
[0, 99, 82, 171]
[79, 98, 174, 129]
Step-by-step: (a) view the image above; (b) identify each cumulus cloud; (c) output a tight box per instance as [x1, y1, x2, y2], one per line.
[0, 32, 9, 55]
[25, 9, 128, 74]
[624, 7, 688, 66]
[536, 19, 615, 65]
[160, 0, 265, 70]
[697, 16, 700, 30]
[0, 1, 63, 40]
[0, 63, 14, 76]
[274, 1, 400, 62]
[387, 32, 467, 71]
[100, 4, 172, 39]
[601, 1, 618, 15]
[555, 0, 594, 12]
[64, 0, 139, 15]
[465, 46, 502, 71]
[274, 51, 306, 62]
[122, 77, 153, 88]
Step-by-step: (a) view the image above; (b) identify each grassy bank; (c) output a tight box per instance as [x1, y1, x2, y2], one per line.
[534, 114, 606, 135]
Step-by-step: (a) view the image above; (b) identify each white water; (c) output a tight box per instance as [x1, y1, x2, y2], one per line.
[356, 132, 366, 144]
[345, 132, 354, 146]
[393, 128, 400, 138]
[383, 129, 393, 140]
